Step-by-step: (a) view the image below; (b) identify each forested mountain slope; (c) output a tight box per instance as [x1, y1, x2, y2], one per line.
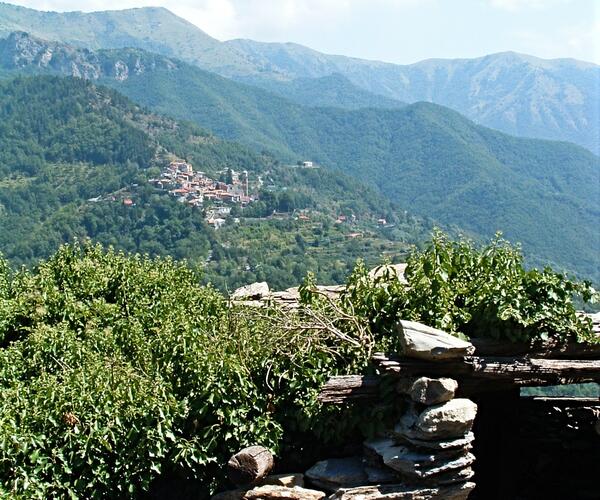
[0, 75, 433, 289]
[227, 40, 600, 153]
[237, 72, 406, 110]
[1, 33, 596, 281]
[1, 3, 596, 152]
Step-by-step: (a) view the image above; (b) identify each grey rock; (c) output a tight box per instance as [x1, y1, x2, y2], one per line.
[243, 485, 325, 499]
[416, 399, 477, 440]
[396, 321, 474, 361]
[395, 400, 477, 441]
[364, 464, 401, 484]
[397, 377, 458, 406]
[231, 282, 270, 301]
[306, 457, 367, 492]
[393, 431, 475, 451]
[422, 467, 474, 486]
[363, 438, 472, 479]
[328, 481, 476, 499]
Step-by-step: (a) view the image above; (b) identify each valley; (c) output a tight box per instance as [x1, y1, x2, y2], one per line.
[0, 75, 434, 290]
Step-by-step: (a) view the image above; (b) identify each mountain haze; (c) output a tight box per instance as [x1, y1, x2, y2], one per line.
[1, 32, 597, 282]
[1, 3, 596, 152]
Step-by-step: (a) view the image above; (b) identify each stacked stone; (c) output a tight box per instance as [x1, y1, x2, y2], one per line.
[215, 320, 479, 499]
[363, 376, 476, 496]
[358, 321, 477, 498]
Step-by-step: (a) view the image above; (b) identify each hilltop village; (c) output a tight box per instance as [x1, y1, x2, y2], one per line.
[149, 161, 257, 228]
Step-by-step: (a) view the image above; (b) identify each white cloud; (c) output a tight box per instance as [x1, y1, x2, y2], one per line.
[489, 0, 568, 11]
[7, 0, 430, 40]
[175, 0, 429, 41]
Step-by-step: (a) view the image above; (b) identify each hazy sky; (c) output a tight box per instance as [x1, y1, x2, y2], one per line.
[8, 0, 600, 64]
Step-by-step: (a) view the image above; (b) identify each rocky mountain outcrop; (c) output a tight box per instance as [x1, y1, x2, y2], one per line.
[227, 42, 600, 154]
[0, 31, 178, 81]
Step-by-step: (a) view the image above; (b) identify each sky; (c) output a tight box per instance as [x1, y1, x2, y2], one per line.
[7, 0, 600, 64]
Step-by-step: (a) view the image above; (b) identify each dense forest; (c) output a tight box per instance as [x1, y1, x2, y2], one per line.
[0, 75, 434, 290]
[0, 34, 598, 283]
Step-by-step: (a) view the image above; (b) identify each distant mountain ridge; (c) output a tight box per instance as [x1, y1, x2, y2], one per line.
[226, 40, 600, 154]
[0, 2, 597, 152]
[0, 31, 597, 283]
[0, 31, 401, 111]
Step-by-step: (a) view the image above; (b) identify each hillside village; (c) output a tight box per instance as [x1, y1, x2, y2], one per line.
[149, 160, 257, 228]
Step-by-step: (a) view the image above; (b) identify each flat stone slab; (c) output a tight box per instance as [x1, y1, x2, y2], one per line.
[396, 321, 474, 360]
[231, 282, 270, 301]
[363, 438, 472, 479]
[328, 481, 476, 499]
[422, 466, 474, 486]
[305, 457, 367, 492]
[364, 464, 401, 484]
[393, 431, 475, 451]
[243, 485, 325, 499]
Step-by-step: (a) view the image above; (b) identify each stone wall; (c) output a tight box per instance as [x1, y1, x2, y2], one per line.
[213, 310, 599, 500]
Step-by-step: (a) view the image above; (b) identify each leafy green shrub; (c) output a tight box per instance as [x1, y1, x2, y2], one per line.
[341, 231, 597, 344]
[0, 233, 596, 497]
[0, 243, 376, 498]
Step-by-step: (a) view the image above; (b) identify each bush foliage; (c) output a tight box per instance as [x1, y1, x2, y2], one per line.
[0, 235, 596, 497]
[340, 232, 597, 344]
[0, 243, 374, 498]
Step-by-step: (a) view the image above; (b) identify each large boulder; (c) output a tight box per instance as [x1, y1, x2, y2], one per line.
[396, 321, 474, 361]
[397, 377, 458, 406]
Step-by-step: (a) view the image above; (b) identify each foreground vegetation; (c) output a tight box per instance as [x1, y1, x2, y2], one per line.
[0, 234, 596, 498]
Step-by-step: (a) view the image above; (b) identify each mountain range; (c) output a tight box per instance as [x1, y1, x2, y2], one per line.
[0, 3, 598, 283]
[0, 30, 597, 282]
[0, 2, 597, 153]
